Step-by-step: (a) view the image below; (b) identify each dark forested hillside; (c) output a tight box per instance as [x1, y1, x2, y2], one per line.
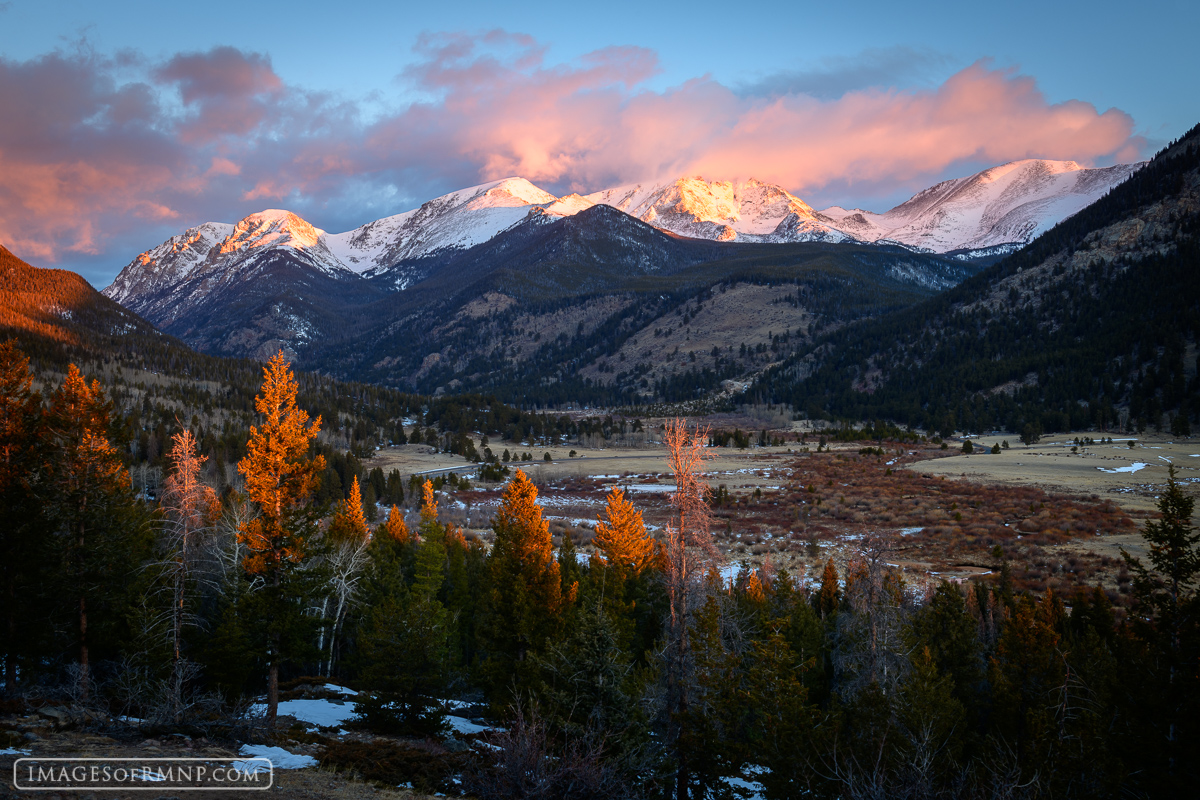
[318, 230, 975, 405]
[759, 124, 1200, 435]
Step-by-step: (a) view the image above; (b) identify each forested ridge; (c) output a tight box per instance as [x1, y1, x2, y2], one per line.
[758, 124, 1200, 436]
[2, 341, 1199, 799]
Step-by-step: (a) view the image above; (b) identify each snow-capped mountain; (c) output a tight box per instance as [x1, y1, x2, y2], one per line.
[104, 210, 357, 327]
[324, 177, 561, 276]
[585, 177, 852, 244]
[106, 160, 1143, 315]
[104, 178, 570, 308]
[104, 221, 234, 307]
[818, 159, 1142, 254]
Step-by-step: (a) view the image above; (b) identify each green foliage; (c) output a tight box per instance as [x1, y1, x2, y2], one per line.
[355, 591, 452, 737]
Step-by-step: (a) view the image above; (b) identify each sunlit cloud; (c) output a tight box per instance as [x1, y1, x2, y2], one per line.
[0, 33, 1144, 272]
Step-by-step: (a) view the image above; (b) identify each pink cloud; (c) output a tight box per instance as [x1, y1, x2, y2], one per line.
[0, 35, 1144, 271]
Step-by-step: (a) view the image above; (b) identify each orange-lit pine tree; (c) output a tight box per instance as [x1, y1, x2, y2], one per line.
[481, 468, 567, 700]
[236, 351, 325, 726]
[593, 487, 660, 579]
[815, 558, 841, 619]
[380, 505, 411, 543]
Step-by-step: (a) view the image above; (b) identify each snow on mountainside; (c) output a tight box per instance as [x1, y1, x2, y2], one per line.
[104, 221, 233, 305]
[104, 160, 1144, 316]
[104, 179, 563, 306]
[818, 159, 1143, 253]
[325, 177, 557, 274]
[585, 177, 852, 244]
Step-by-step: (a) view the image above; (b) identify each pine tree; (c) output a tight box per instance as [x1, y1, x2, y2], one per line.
[815, 558, 841, 619]
[237, 351, 325, 726]
[379, 504, 411, 543]
[905, 582, 984, 717]
[481, 469, 566, 702]
[1121, 465, 1200, 786]
[593, 487, 659, 578]
[413, 480, 445, 599]
[356, 591, 452, 736]
[46, 364, 131, 703]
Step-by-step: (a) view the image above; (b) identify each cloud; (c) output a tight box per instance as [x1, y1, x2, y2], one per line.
[0, 35, 1144, 274]
[739, 46, 954, 100]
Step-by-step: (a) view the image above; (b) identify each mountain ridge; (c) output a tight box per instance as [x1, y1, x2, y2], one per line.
[103, 158, 1142, 315]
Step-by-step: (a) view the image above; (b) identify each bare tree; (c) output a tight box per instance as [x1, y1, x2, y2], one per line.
[832, 535, 912, 699]
[319, 533, 371, 675]
[158, 428, 219, 722]
[661, 418, 719, 800]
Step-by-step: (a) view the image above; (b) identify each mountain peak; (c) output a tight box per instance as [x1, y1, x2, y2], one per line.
[477, 177, 557, 207]
[219, 210, 324, 256]
[584, 175, 831, 242]
[818, 158, 1143, 253]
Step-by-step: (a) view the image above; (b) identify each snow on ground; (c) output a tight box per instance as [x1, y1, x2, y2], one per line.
[1097, 462, 1150, 474]
[446, 716, 492, 735]
[0, 748, 31, 755]
[251, 698, 358, 728]
[235, 744, 315, 772]
[323, 683, 356, 696]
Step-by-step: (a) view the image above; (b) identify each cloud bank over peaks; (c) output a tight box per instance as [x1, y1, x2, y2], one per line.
[0, 32, 1143, 276]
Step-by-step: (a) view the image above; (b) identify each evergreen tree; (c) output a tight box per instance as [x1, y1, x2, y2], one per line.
[1121, 466, 1200, 789]
[46, 364, 133, 703]
[815, 558, 841, 619]
[593, 487, 659, 578]
[480, 469, 566, 703]
[413, 480, 446, 599]
[237, 351, 325, 726]
[906, 582, 985, 717]
[379, 504, 411, 543]
[355, 590, 451, 736]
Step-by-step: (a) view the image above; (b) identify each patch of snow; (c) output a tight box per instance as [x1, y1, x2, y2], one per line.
[251, 698, 357, 728]
[1097, 462, 1150, 474]
[236, 744, 315, 771]
[446, 716, 492, 735]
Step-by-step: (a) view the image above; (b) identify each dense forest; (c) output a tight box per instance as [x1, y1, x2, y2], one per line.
[2, 341, 1198, 799]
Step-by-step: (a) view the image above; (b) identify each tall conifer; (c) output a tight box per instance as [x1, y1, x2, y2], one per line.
[237, 351, 324, 726]
[47, 364, 129, 703]
[481, 469, 565, 701]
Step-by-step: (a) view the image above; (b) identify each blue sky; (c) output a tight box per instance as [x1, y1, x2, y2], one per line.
[1, 0, 1196, 286]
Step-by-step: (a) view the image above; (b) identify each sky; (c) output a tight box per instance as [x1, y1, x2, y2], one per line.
[1, 0, 1197, 288]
